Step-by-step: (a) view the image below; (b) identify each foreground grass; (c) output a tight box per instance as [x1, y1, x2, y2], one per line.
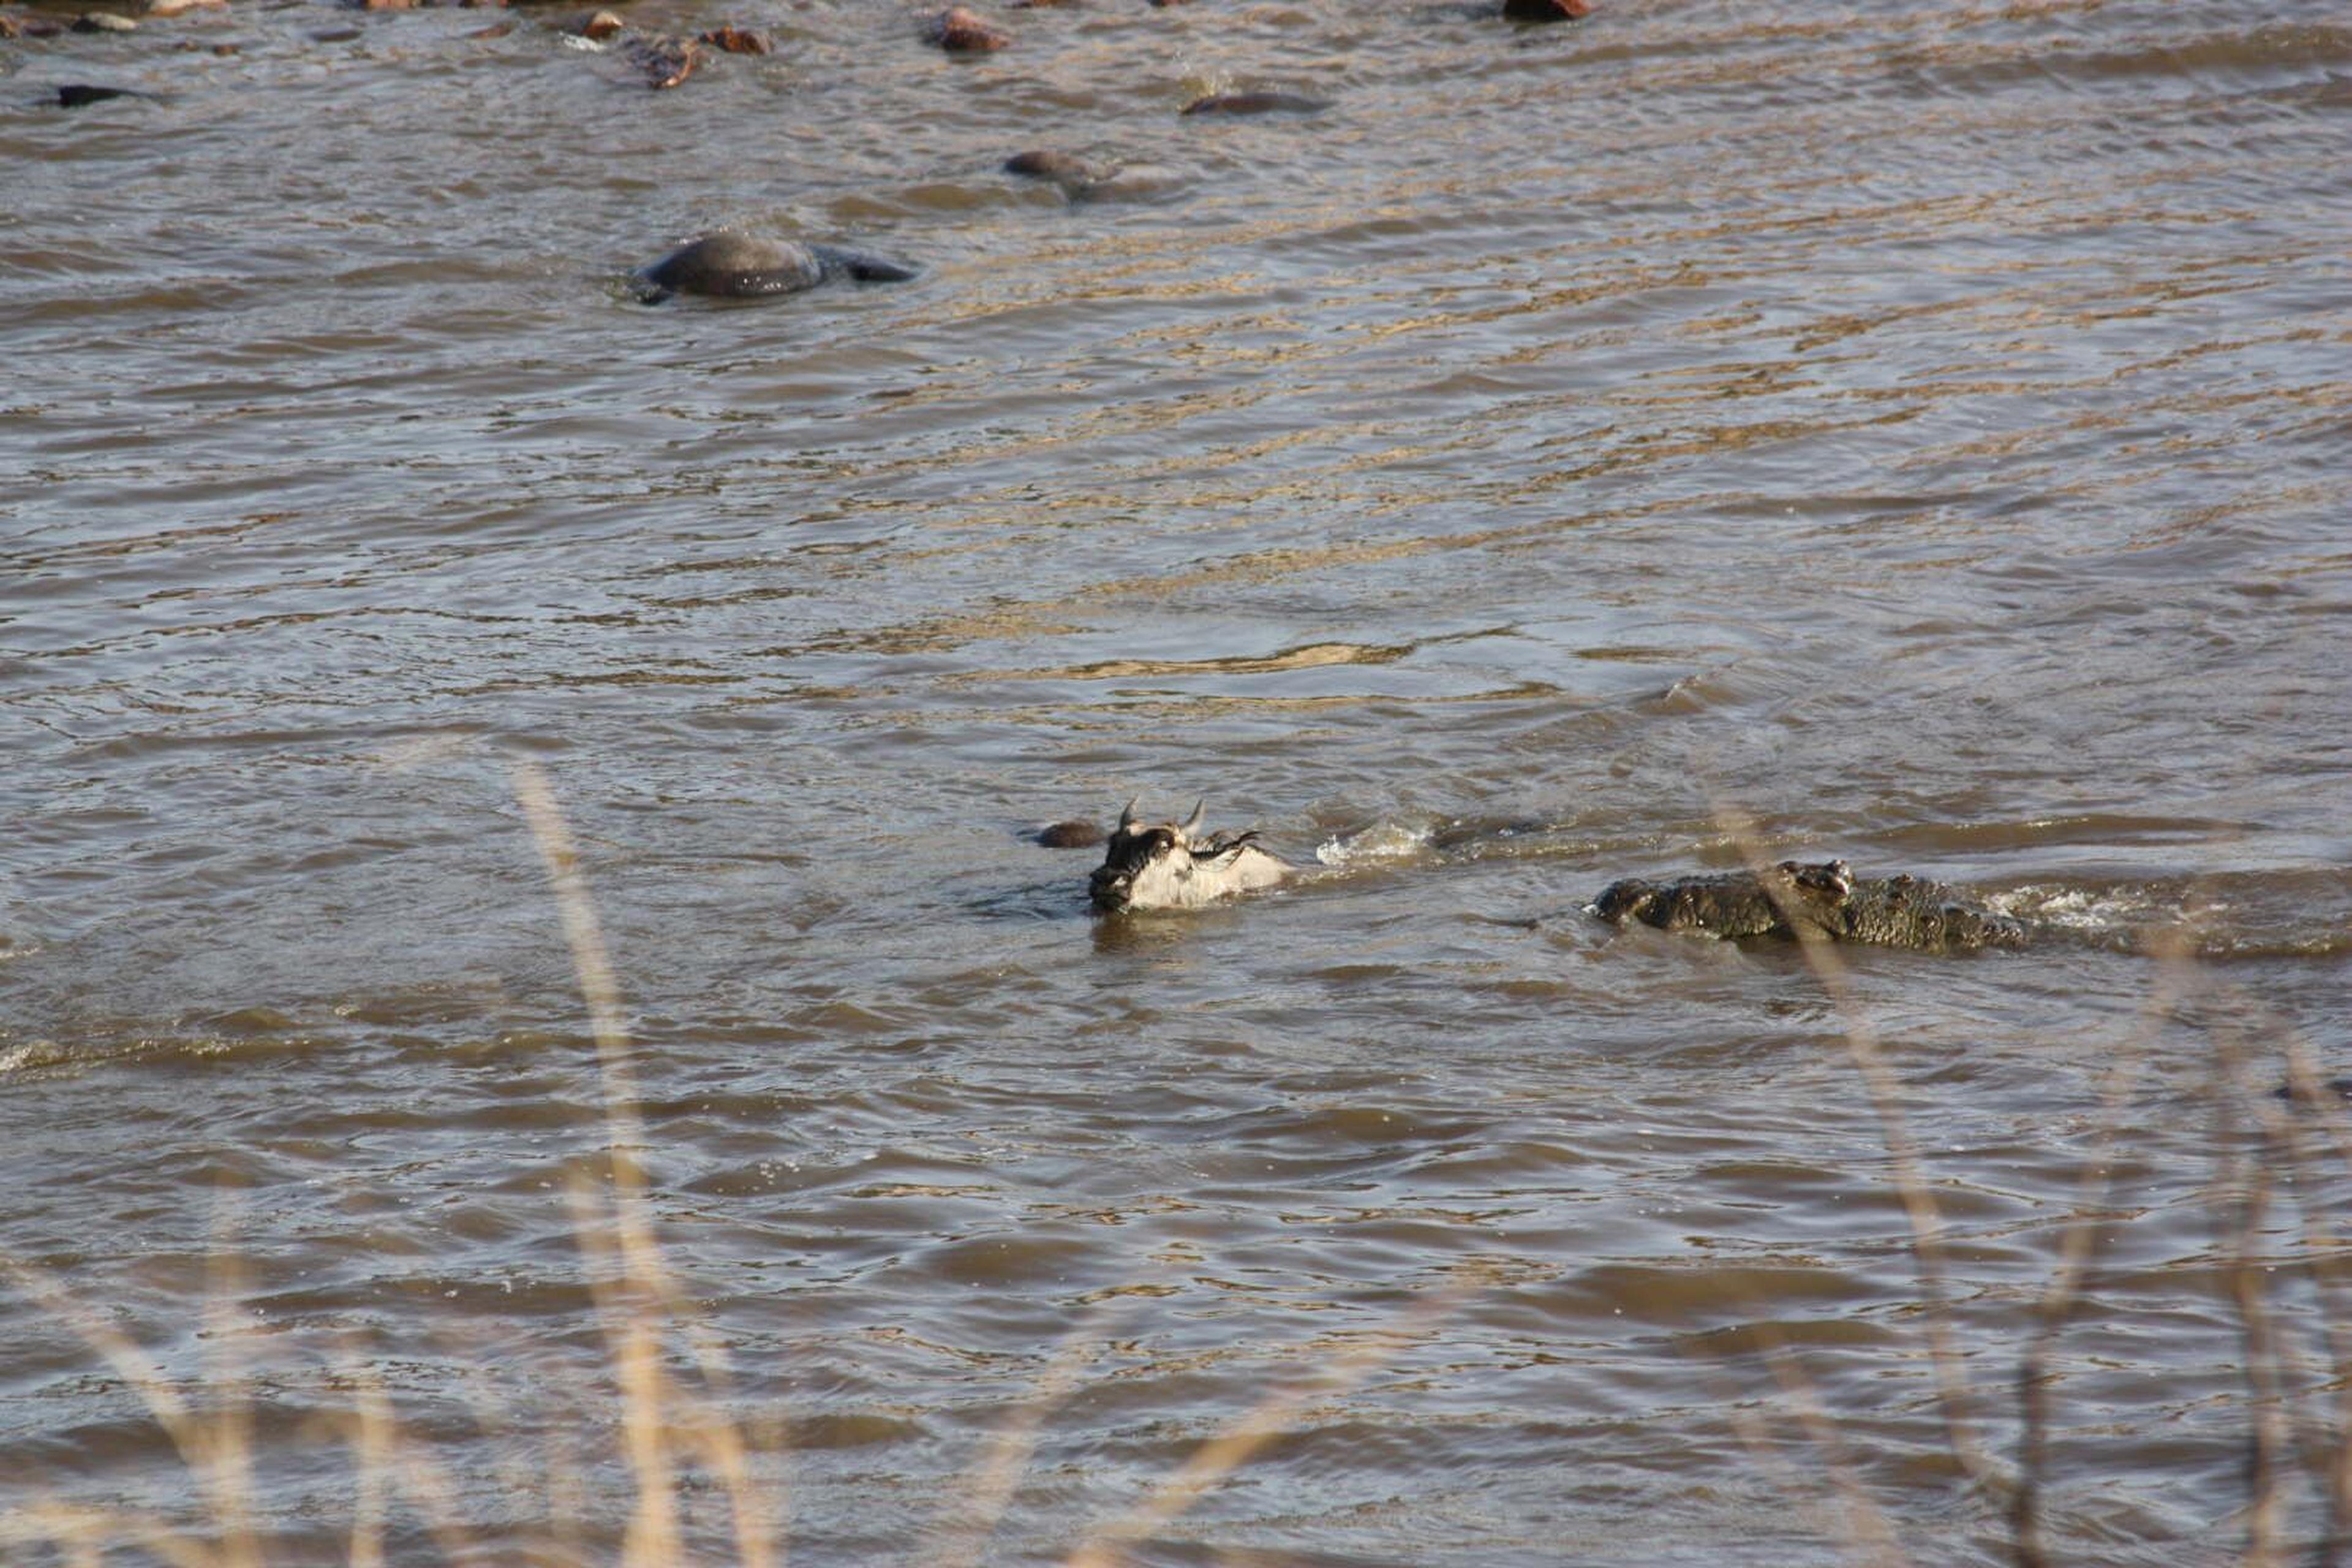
[5, 775, 2348, 1566]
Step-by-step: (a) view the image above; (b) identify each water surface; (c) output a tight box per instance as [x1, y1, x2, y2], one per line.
[4, 0, 2350, 1561]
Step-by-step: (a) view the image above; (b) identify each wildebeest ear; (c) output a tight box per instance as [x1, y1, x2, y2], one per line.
[1179, 799, 1205, 839]
[1118, 796, 1143, 831]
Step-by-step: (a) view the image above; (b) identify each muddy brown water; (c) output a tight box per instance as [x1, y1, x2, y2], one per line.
[4, 0, 2350, 1561]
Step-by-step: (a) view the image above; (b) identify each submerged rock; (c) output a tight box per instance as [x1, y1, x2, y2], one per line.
[1593, 859, 2028, 953]
[1179, 90, 1329, 116]
[927, 4, 1007, 51]
[633, 232, 920, 303]
[1003, 149, 1185, 203]
[1502, 0, 1591, 18]
[1005, 149, 1110, 185]
[56, 83, 141, 106]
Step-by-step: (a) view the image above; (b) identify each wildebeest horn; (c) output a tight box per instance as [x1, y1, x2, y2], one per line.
[1179, 799, 1205, 838]
[1118, 796, 1142, 831]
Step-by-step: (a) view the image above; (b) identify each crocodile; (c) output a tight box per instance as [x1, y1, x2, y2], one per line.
[1592, 859, 2028, 952]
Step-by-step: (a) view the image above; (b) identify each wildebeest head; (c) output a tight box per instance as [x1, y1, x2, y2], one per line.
[1088, 797, 1291, 913]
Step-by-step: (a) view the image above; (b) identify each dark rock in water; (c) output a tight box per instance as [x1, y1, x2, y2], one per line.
[569, 7, 624, 37]
[698, 23, 768, 53]
[1005, 149, 1109, 184]
[1003, 149, 1182, 204]
[2274, 1076, 2352, 1106]
[1180, 91, 1329, 116]
[1502, 0, 1590, 17]
[308, 23, 363, 38]
[1003, 149, 1124, 200]
[623, 32, 699, 87]
[57, 83, 138, 107]
[1593, 859, 2028, 953]
[927, 4, 1008, 51]
[633, 232, 920, 303]
[1035, 820, 1104, 850]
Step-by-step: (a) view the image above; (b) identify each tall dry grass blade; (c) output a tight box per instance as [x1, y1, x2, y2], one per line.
[2008, 932, 2177, 1568]
[510, 760, 647, 1165]
[1708, 804, 1996, 1493]
[1756, 1339, 1910, 1568]
[2210, 997, 2352, 1568]
[516, 760, 704, 1568]
[13, 1501, 221, 1568]
[2220, 1087, 2290, 1568]
[28, 1496, 111, 1568]
[346, 1362, 390, 1568]
[922, 1302, 1126, 1568]
[2182, 976, 2298, 1568]
[2275, 1036, 2352, 1564]
[1, 1256, 203, 1471]
[545, 1404, 594, 1567]
[617, 1313, 682, 1568]
[1706, 1351, 1904, 1568]
[342, 1353, 483, 1567]
[677, 1382, 780, 1568]
[1060, 1289, 1453, 1568]
[518, 758, 783, 1568]
[0, 1253, 262, 1564]
[200, 1202, 263, 1568]
[567, 1158, 682, 1568]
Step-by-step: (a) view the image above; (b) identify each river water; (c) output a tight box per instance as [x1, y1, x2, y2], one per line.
[4, 0, 2350, 1560]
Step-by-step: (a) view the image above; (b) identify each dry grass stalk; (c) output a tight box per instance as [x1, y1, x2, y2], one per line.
[515, 759, 777, 1568]
[345, 1360, 392, 1568]
[201, 1220, 262, 1568]
[2209, 1020, 2292, 1568]
[1060, 1289, 1454, 1568]
[334, 1346, 482, 1567]
[2215, 992, 2352, 1567]
[13, 1501, 219, 1568]
[921, 1303, 1127, 1568]
[0, 1256, 260, 1566]
[1, 1256, 203, 1470]
[1710, 804, 1996, 1494]
[2275, 1035, 2352, 1559]
[2007, 930, 2178, 1568]
[1709, 1349, 1907, 1568]
[1761, 1339, 1911, 1568]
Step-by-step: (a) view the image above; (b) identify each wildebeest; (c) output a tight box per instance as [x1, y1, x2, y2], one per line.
[1089, 798, 1291, 913]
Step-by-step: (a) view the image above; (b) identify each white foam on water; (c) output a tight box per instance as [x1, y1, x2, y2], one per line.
[1316, 820, 1435, 868]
